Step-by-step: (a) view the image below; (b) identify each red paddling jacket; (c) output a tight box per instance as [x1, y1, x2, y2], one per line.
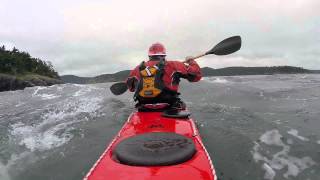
[126, 59, 202, 103]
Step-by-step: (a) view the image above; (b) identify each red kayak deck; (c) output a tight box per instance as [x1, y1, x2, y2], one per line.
[84, 111, 216, 180]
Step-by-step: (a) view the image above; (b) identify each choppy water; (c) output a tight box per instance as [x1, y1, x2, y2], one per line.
[0, 74, 319, 180]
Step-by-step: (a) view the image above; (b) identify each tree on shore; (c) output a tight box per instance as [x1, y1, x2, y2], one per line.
[0, 45, 59, 78]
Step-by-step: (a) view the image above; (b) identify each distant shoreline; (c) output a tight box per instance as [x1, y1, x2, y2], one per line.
[1, 66, 318, 92]
[61, 66, 320, 84]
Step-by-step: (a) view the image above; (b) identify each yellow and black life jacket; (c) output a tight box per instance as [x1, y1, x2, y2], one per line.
[134, 61, 165, 100]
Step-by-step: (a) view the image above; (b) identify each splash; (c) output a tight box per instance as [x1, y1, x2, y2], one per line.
[10, 122, 73, 151]
[10, 93, 103, 152]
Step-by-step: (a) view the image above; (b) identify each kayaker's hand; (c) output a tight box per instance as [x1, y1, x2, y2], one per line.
[184, 56, 195, 64]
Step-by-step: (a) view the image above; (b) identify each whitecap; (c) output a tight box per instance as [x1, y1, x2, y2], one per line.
[287, 129, 309, 141]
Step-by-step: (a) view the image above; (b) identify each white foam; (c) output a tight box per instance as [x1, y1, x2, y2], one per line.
[31, 86, 60, 100]
[203, 77, 229, 84]
[15, 102, 25, 107]
[73, 88, 92, 97]
[260, 129, 284, 146]
[273, 120, 282, 125]
[287, 129, 309, 141]
[11, 122, 73, 151]
[73, 85, 100, 97]
[32, 86, 47, 96]
[300, 75, 308, 79]
[262, 163, 276, 180]
[0, 152, 31, 180]
[283, 156, 315, 178]
[251, 129, 316, 180]
[57, 86, 64, 91]
[10, 96, 103, 152]
[39, 94, 60, 100]
[286, 139, 293, 145]
[259, 91, 264, 97]
[0, 162, 11, 180]
[73, 84, 86, 87]
[3, 84, 104, 179]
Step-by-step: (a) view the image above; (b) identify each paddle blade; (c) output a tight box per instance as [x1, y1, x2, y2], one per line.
[206, 36, 242, 56]
[110, 82, 128, 95]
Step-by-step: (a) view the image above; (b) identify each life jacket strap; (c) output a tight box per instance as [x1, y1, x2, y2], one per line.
[134, 60, 166, 101]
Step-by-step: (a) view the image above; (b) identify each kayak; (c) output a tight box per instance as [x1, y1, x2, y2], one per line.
[84, 109, 217, 180]
[93, 34, 242, 179]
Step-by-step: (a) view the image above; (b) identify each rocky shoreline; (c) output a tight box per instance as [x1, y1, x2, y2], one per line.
[0, 74, 63, 92]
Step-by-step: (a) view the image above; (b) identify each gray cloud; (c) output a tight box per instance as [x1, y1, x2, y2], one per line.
[1, 0, 319, 76]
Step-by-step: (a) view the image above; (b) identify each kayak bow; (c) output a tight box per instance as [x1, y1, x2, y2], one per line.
[84, 110, 217, 180]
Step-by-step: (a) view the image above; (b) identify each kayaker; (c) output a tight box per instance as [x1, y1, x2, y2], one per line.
[126, 42, 202, 109]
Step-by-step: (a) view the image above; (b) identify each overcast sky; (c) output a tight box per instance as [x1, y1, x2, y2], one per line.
[1, 0, 319, 76]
